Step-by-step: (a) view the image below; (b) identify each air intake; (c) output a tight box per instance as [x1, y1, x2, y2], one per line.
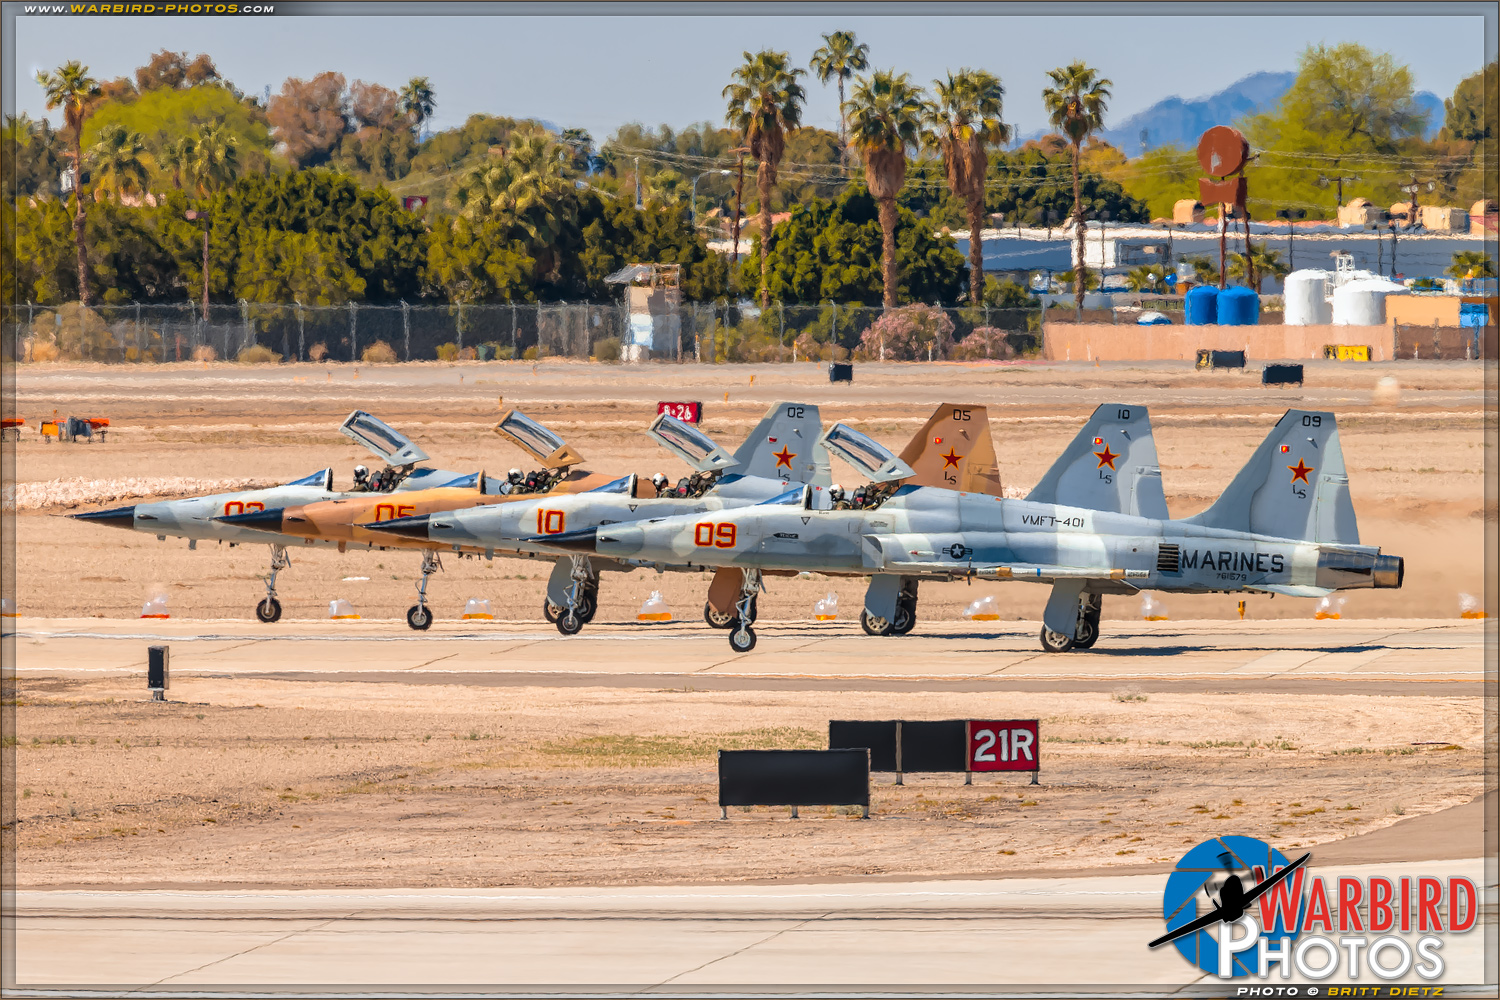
[1156, 543, 1181, 573]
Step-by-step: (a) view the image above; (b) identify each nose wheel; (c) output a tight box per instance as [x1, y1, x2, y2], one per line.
[255, 545, 290, 624]
[553, 555, 599, 635]
[725, 569, 763, 652]
[406, 550, 442, 631]
[406, 603, 433, 630]
[256, 597, 282, 623]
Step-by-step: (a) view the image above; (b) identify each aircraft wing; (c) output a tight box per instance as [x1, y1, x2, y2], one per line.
[864, 542, 1149, 582]
[1247, 584, 1335, 598]
[820, 423, 915, 483]
[340, 411, 430, 466]
[648, 413, 738, 472]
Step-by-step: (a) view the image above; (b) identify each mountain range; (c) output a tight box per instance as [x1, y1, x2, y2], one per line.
[1018, 72, 1445, 155]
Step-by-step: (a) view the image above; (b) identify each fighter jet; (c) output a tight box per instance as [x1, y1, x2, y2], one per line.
[362, 401, 834, 635]
[214, 409, 612, 629]
[545, 408, 1402, 653]
[70, 411, 476, 623]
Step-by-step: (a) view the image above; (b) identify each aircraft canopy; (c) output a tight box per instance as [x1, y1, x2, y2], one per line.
[339, 411, 430, 466]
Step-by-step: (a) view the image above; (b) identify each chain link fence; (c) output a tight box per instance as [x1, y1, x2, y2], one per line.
[1, 300, 1048, 365]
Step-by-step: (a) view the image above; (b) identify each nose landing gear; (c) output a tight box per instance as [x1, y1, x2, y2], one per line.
[255, 545, 290, 623]
[406, 550, 442, 631]
[555, 554, 599, 636]
[726, 568, 763, 652]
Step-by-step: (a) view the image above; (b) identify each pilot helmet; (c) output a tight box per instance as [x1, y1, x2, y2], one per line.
[829, 484, 843, 499]
[508, 468, 523, 481]
[353, 464, 369, 480]
[651, 473, 668, 489]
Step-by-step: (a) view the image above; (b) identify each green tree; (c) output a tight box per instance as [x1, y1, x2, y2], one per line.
[88, 83, 274, 183]
[398, 76, 436, 139]
[234, 229, 366, 305]
[808, 30, 869, 165]
[1041, 61, 1112, 314]
[744, 186, 964, 307]
[1245, 44, 1427, 218]
[3, 114, 68, 199]
[1227, 244, 1288, 290]
[1125, 264, 1170, 292]
[426, 216, 536, 304]
[723, 49, 806, 309]
[36, 60, 102, 306]
[187, 122, 240, 195]
[927, 68, 1007, 304]
[846, 69, 929, 308]
[455, 133, 577, 279]
[1447, 250, 1494, 279]
[87, 123, 150, 202]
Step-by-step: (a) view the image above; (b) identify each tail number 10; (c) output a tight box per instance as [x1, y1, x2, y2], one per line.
[536, 509, 566, 534]
[693, 522, 737, 548]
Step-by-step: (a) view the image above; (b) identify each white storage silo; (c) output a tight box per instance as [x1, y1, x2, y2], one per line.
[1284, 270, 1332, 326]
[1332, 278, 1405, 326]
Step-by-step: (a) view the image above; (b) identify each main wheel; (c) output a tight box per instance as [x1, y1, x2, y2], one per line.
[729, 624, 757, 652]
[1040, 626, 1074, 653]
[704, 601, 736, 629]
[406, 604, 433, 631]
[1073, 615, 1099, 650]
[255, 597, 282, 623]
[860, 609, 895, 636]
[543, 599, 561, 623]
[893, 602, 916, 635]
[557, 610, 583, 636]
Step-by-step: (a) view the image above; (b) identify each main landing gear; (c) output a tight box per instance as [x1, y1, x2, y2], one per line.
[554, 555, 599, 636]
[705, 597, 756, 629]
[727, 569, 763, 652]
[1039, 592, 1102, 653]
[255, 545, 290, 623]
[406, 550, 442, 631]
[860, 580, 919, 636]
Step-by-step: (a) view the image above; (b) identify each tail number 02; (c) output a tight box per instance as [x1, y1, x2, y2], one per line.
[536, 509, 566, 534]
[222, 501, 265, 516]
[693, 522, 737, 548]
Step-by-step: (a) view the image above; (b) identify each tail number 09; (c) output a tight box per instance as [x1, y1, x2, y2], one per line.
[694, 522, 737, 548]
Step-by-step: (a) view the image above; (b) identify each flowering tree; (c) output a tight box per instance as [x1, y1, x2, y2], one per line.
[859, 303, 954, 360]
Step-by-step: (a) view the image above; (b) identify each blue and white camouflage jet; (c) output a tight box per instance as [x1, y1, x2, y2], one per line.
[70, 411, 480, 622]
[541, 408, 1403, 653]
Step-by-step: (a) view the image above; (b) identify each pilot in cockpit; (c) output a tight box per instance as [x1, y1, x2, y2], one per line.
[651, 473, 670, 497]
[350, 465, 372, 492]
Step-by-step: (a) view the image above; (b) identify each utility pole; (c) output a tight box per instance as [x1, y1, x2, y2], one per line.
[185, 210, 210, 321]
[730, 146, 748, 271]
[1400, 177, 1435, 230]
[634, 156, 641, 210]
[1218, 205, 1227, 290]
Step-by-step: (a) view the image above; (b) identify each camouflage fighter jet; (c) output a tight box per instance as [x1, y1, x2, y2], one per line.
[214, 409, 615, 629]
[70, 411, 478, 623]
[362, 401, 834, 635]
[546, 408, 1401, 653]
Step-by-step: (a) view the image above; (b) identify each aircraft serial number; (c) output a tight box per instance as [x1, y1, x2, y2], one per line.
[694, 522, 737, 548]
[536, 509, 566, 534]
[1021, 514, 1085, 527]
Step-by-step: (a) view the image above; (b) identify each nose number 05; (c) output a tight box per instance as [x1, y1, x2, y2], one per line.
[694, 522, 737, 548]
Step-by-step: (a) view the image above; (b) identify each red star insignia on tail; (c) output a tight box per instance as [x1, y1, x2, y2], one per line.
[941, 449, 963, 470]
[773, 447, 796, 470]
[1288, 458, 1314, 484]
[1094, 444, 1119, 470]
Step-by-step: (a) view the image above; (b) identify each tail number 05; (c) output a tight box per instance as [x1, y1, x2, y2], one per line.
[536, 509, 566, 534]
[693, 522, 737, 548]
[373, 503, 416, 521]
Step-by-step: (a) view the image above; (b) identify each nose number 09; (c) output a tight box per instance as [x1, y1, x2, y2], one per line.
[694, 522, 737, 548]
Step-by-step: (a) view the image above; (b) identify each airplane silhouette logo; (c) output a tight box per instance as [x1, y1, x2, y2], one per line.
[1148, 850, 1311, 951]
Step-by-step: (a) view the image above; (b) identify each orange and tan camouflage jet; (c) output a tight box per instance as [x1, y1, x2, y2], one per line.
[217, 409, 614, 629]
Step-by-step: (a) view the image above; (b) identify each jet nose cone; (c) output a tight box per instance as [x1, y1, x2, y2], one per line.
[215, 506, 285, 528]
[70, 504, 137, 529]
[365, 513, 431, 539]
[528, 527, 598, 552]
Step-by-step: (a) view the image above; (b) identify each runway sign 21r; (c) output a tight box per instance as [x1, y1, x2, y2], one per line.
[966, 720, 1039, 773]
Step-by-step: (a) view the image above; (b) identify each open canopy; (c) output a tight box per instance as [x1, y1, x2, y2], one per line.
[494, 409, 584, 469]
[647, 413, 738, 473]
[339, 411, 430, 466]
[819, 423, 915, 483]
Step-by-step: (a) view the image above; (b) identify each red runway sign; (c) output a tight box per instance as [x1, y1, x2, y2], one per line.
[657, 401, 703, 423]
[966, 720, 1039, 772]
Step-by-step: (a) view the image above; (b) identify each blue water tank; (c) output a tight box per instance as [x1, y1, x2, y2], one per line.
[1184, 285, 1219, 326]
[1218, 285, 1260, 327]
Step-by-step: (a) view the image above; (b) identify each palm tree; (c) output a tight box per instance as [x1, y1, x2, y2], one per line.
[1125, 264, 1170, 292]
[188, 122, 240, 196]
[559, 127, 593, 172]
[36, 61, 101, 306]
[846, 69, 927, 309]
[1041, 61, 1112, 315]
[808, 30, 869, 166]
[455, 133, 575, 278]
[926, 69, 1007, 305]
[1227, 244, 1288, 288]
[723, 50, 806, 309]
[88, 124, 150, 203]
[157, 135, 195, 190]
[398, 76, 436, 141]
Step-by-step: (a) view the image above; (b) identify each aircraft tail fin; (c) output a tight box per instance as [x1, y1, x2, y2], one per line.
[1184, 410, 1359, 544]
[1026, 404, 1168, 518]
[897, 404, 1002, 494]
[732, 402, 831, 486]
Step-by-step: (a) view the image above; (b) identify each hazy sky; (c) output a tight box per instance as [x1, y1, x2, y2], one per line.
[9, 5, 1493, 139]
